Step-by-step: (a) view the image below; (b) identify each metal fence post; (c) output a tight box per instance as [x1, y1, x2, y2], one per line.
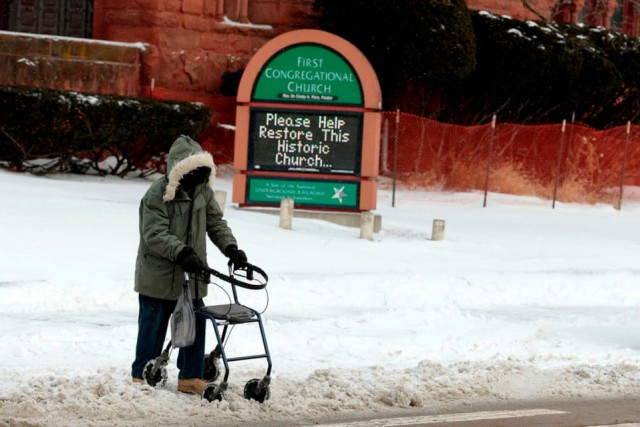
[552, 120, 567, 209]
[616, 121, 631, 210]
[392, 108, 400, 208]
[381, 117, 389, 175]
[483, 115, 496, 208]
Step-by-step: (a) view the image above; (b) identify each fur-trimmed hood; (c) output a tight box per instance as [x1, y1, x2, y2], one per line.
[163, 135, 216, 202]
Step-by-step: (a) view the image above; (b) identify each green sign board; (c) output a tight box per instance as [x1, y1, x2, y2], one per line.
[248, 108, 363, 175]
[247, 176, 359, 209]
[252, 44, 363, 106]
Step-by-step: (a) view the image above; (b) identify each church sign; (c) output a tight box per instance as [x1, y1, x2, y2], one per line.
[251, 43, 363, 105]
[247, 108, 363, 175]
[233, 29, 382, 212]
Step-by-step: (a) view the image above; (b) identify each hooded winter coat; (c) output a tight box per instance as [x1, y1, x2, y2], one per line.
[134, 135, 238, 300]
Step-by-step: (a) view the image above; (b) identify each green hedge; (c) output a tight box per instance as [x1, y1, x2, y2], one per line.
[0, 86, 212, 176]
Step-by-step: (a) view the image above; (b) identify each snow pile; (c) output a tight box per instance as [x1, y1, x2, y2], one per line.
[1, 169, 639, 426]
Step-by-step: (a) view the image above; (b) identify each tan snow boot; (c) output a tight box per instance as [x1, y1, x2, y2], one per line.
[132, 377, 145, 385]
[177, 378, 207, 395]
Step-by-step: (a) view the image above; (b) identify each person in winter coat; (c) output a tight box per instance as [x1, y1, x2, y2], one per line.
[131, 135, 248, 395]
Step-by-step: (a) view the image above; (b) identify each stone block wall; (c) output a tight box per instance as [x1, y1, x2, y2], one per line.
[0, 31, 144, 96]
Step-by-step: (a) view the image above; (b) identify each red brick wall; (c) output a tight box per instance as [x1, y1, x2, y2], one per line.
[90, 0, 319, 161]
[467, 0, 576, 21]
[467, 0, 618, 27]
[86, 0, 622, 163]
[468, 0, 538, 20]
[92, 0, 319, 99]
[90, 1, 621, 102]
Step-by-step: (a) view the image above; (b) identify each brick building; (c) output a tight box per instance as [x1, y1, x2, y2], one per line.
[2, 1, 636, 100]
[468, 0, 627, 30]
[0, 0, 638, 156]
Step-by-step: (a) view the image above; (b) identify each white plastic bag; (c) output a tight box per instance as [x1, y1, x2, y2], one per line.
[171, 283, 195, 348]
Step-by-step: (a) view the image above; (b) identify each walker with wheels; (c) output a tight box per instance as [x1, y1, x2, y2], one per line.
[142, 262, 272, 403]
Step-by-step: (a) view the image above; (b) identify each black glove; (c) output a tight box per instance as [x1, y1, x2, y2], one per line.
[225, 245, 248, 270]
[176, 246, 203, 274]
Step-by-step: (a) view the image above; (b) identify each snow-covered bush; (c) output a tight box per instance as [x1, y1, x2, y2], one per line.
[0, 85, 211, 176]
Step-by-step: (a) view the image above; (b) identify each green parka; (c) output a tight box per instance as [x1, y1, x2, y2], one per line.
[134, 135, 238, 300]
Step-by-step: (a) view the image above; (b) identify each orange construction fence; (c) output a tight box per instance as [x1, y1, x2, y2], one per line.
[381, 111, 640, 205]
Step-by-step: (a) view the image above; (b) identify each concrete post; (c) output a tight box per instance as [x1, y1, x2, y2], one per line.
[279, 198, 294, 230]
[432, 219, 445, 241]
[214, 190, 227, 214]
[360, 212, 374, 240]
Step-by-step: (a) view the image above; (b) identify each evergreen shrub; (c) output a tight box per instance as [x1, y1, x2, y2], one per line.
[0, 85, 212, 176]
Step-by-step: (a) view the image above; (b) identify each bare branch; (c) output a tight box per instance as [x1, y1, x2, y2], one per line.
[521, 0, 548, 22]
[0, 127, 27, 157]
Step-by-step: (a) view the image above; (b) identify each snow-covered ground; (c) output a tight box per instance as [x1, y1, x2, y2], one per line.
[1, 167, 640, 426]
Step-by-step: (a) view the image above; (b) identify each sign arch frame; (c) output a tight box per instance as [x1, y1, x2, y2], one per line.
[233, 29, 382, 212]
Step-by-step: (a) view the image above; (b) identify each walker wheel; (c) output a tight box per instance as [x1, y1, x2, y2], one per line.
[143, 360, 167, 387]
[244, 378, 270, 403]
[203, 383, 224, 402]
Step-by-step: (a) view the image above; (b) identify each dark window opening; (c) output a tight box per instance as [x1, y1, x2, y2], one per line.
[4, 0, 93, 38]
[610, 2, 624, 30]
[0, 1, 9, 30]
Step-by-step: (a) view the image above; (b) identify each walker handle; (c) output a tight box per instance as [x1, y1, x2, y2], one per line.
[203, 263, 268, 290]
